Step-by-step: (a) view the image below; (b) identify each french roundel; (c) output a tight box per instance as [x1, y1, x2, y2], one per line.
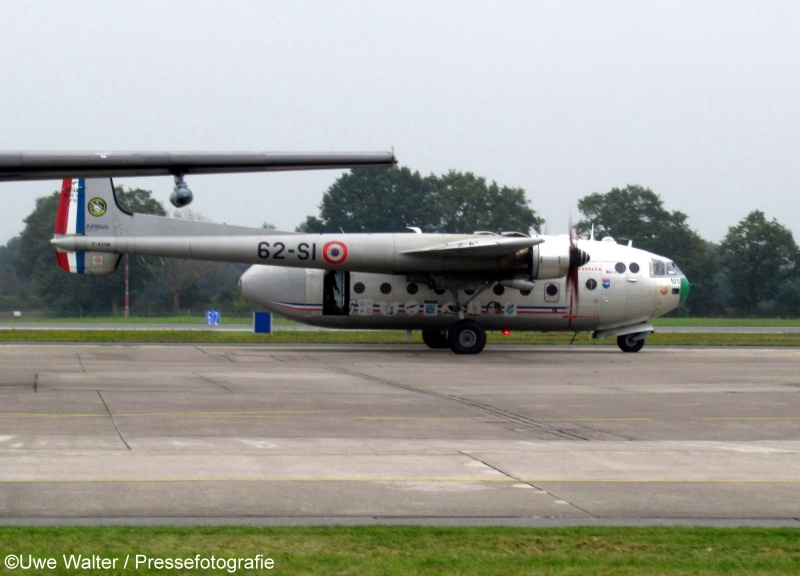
[322, 241, 349, 265]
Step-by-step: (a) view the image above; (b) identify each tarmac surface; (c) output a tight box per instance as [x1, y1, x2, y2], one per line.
[2, 322, 800, 333]
[0, 343, 799, 526]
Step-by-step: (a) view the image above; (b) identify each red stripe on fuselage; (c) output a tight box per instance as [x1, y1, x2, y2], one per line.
[54, 179, 72, 235]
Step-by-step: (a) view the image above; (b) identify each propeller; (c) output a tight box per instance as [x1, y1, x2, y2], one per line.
[566, 217, 591, 303]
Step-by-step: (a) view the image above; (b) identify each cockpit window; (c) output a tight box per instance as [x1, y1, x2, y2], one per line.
[666, 261, 682, 276]
[650, 259, 666, 277]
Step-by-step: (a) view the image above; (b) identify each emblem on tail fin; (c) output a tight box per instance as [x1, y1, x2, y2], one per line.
[87, 198, 107, 217]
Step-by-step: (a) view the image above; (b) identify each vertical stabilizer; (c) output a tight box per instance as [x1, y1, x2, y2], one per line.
[53, 178, 128, 275]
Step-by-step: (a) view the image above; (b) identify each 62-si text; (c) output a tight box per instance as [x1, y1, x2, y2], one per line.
[257, 241, 317, 261]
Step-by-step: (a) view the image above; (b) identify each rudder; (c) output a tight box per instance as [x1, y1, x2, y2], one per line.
[53, 178, 128, 275]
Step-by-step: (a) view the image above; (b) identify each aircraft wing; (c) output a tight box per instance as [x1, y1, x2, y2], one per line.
[402, 236, 544, 258]
[0, 151, 396, 181]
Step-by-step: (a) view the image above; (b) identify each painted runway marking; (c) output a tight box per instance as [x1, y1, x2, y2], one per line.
[538, 418, 652, 422]
[701, 417, 800, 421]
[0, 410, 343, 418]
[0, 477, 797, 484]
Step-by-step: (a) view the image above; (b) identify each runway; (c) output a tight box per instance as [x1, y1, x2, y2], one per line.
[0, 344, 798, 525]
[2, 322, 800, 333]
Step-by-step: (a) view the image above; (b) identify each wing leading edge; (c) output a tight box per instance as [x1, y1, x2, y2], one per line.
[402, 236, 544, 258]
[0, 151, 396, 181]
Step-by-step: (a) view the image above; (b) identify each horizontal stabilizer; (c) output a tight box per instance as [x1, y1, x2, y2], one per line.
[402, 236, 544, 258]
[0, 151, 396, 181]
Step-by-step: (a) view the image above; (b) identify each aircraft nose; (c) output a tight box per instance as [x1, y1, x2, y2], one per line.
[679, 275, 690, 304]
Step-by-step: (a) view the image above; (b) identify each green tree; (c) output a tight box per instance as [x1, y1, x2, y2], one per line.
[719, 211, 798, 314]
[430, 171, 539, 233]
[298, 167, 433, 233]
[0, 237, 28, 311]
[298, 166, 540, 234]
[576, 185, 719, 315]
[114, 186, 167, 216]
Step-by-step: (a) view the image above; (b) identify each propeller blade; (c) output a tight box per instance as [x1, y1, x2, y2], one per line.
[565, 217, 590, 304]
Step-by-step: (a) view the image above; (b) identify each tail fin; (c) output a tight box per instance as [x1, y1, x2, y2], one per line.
[53, 178, 129, 275]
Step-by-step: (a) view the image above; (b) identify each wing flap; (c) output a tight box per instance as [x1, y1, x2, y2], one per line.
[0, 151, 396, 181]
[402, 236, 544, 258]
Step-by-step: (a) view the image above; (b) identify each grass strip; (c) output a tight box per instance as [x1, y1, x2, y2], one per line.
[0, 316, 283, 325]
[0, 526, 798, 575]
[7, 316, 800, 327]
[652, 317, 800, 327]
[0, 329, 798, 346]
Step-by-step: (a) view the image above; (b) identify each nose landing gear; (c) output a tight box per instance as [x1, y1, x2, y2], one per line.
[617, 333, 646, 353]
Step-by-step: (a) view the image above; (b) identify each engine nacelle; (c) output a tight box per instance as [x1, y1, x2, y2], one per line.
[530, 242, 572, 280]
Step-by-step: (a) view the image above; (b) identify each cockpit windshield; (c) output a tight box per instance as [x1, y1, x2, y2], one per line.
[651, 259, 683, 277]
[650, 259, 666, 276]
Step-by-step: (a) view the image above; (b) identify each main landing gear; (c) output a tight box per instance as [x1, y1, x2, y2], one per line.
[423, 321, 487, 354]
[617, 333, 646, 353]
[421, 329, 450, 349]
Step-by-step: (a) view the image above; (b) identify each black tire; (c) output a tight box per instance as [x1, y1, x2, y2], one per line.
[617, 334, 645, 353]
[449, 320, 487, 355]
[422, 329, 450, 349]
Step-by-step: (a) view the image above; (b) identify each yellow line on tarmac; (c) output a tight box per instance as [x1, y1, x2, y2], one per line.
[0, 410, 342, 418]
[0, 477, 514, 484]
[538, 418, 652, 422]
[0, 413, 106, 418]
[524, 479, 800, 483]
[701, 417, 800, 421]
[0, 477, 797, 484]
[355, 417, 471, 421]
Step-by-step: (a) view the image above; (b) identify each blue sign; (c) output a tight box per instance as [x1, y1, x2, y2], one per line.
[253, 312, 272, 334]
[205, 309, 220, 325]
[602, 278, 611, 289]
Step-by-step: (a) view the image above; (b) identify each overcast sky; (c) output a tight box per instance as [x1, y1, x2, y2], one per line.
[1, 1, 798, 244]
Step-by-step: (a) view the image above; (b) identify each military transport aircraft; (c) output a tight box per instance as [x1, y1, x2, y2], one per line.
[0, 151, 688, 354]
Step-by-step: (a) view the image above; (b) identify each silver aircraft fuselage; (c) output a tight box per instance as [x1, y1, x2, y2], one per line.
[239, 239, 688, 333]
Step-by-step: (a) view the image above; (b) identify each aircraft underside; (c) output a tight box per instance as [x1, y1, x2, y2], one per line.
[239, 265, 681, 348]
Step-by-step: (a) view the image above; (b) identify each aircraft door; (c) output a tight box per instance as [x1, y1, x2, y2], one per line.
[600, 261, 627, 323]
[623, 260, 653, 322]
[322, 270, 350, 316]
[573, 268, 601, 329]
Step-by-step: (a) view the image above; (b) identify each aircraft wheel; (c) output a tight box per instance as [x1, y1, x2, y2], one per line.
[449, 320, 487, 355]
[617, 334, 645, 353]
[422, 329, 450, 349]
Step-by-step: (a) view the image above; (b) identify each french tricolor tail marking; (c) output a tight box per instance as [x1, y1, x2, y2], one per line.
[54, 178, 85, 274]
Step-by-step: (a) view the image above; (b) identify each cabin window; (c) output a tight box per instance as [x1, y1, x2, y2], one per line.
[585, 279, 597, 290]
[407, 283, 418, 295]
[380, 282, 392, 294]
[615, 262, 626, 274]
[544, 282, 560, 303]
[493, 284, 505, 296]
[353, 282, 365, 294]
[629, 262, 640, 274]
